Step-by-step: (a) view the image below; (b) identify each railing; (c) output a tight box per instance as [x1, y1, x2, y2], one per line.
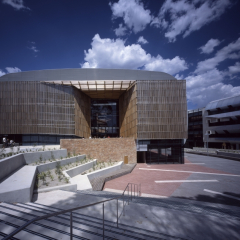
[3, 182, 141, 240]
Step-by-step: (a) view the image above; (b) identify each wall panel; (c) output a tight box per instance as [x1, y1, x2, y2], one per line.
[137, 80, 187, 139]
[73, 88, 91, 138]
[119, 84, 137, 138]
[0, 81, 75, 135]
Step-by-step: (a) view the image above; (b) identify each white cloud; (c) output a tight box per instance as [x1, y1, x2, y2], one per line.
[0, 70, 5, 77]
[0, 67, 22, 77]
[195, 37, 240, 74]
[187, 81, 240, 108]
[28, 42, 39, 54]
[114, 24, 128, 36]
[2, 0, 30, 10]
[109, 0, 152, 34]
[5, 67, 21, 73]
[186, 65, 240, 107]
[144, 55, 187, 75]
[81, 34, 188, 75]
[199, 39, 221, 54]
[154, 0, 232, 42]
[137, 36, 148, 44]
[81, 34, 151, 69]
[228, 62, 240, 74]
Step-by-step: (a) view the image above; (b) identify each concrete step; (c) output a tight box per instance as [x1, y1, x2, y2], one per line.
[22, 202, 179, 240]
[0, 203, 103, 240]
[0, 201, 177, 240]
[76, 189, 240, 221]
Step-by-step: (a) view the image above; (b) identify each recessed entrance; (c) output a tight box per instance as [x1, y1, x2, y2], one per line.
[91, 99, 119, 138]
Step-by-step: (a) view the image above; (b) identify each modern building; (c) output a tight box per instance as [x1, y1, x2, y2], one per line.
[0, 68, 187, 163]
[203, 94, 240, 150]
[185, 108, 204, 148]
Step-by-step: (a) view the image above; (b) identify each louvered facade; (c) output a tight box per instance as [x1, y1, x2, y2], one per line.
[0, 69, 187, 163]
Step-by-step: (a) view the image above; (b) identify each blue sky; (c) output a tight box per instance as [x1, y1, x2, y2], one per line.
[0, 0, 240, 109]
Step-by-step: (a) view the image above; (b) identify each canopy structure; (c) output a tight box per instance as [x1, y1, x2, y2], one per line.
[43, 80, 135, 99]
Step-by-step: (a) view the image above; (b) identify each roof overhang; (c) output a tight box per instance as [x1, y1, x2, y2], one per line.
[43, 80, 136, 99]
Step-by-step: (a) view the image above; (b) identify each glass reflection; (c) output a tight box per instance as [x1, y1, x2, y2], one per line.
[91, 99, 119, 138]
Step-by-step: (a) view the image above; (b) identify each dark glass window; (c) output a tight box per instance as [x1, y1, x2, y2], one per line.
[145, 139, 184, 164]
[91, 99, 119, 138]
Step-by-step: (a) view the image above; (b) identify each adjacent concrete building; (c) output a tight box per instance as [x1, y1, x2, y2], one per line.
[0, 68, 187, 163]
[185, 108, 204, 148]
[203, 94, 240, 150]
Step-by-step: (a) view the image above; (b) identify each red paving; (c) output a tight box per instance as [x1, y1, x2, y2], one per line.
[103, 158, 232, 197]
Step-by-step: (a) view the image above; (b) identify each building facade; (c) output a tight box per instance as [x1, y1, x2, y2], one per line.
[203, 95, 240, 150]
[185, 108, 204, 148]
[0, 68, 187, 163]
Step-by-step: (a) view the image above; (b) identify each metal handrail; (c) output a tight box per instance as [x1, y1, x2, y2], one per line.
[3, 182, 141, 240]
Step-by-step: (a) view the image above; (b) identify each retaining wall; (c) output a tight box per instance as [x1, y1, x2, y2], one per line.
[0, 154, 25, 181]
[23, 149, 67, 164]
[60, 138, 137, 163]
[65, 159, 97, 178]
[37, 155, 86, 173]
[86, 161, 123, 181]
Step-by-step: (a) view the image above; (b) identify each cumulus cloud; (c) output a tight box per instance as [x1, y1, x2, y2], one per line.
[144, 55, 187, 75]
[2, 0, 30, 10]
[0, 67, 22, 77]
[81, 34, 188, 75]
[186, 45, 240, 108]
[137, 36, 148, 44]
[199, 39, 221, 54]
[153, 0, 232, 42]
[81, 34, 151, 69]
[228, 62, 240, 74]
[195, 37, 240, 74]
[0, 70, 5, 77]
[187, 81, 240, 108]
[109, 0, 152, 34]
[114, 24, 128, 36]
[5, 67, 21, 73]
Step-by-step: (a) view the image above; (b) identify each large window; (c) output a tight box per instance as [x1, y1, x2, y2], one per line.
[91, 99, 119, 138]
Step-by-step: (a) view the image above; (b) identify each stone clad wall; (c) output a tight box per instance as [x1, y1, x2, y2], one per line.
[60, 138, 137, 163]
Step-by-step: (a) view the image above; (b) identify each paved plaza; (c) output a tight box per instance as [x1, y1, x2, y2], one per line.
[104, 154, 240, 206]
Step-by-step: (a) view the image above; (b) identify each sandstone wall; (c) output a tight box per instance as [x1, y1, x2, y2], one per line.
[60, 138, 137, 163]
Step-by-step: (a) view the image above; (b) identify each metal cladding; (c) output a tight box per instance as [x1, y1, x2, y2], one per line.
[0, 68, 187, 140]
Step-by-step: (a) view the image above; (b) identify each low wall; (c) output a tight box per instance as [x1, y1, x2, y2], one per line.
[0, 154, 25, 181]
[65, 159, 97, 178]
[23, 149, 67, 164]
[86, 161, 123, 181]
[60, 138, 137, 163]
[37, 154, 86, 173]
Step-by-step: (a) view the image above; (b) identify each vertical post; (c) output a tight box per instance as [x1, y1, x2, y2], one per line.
[123, 195, 125, 216]
[134, 184, 135, 198]
[117, 199, 118, 228]
[207, 134, 209, 156]
[131, 183, 132, 201]
[103, 204, 104, 239]
[128, 185, 130, 205]
[139, 183, 141, 197]
[70, 212, 73, 240]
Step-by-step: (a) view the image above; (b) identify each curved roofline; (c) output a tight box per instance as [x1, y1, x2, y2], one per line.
[205, 94, 240, 111]
[0, 68, 177, 81]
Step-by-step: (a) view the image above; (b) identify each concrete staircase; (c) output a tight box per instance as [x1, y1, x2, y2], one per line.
[0, 201, 176, 240]
[1, 189, 240, 239]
